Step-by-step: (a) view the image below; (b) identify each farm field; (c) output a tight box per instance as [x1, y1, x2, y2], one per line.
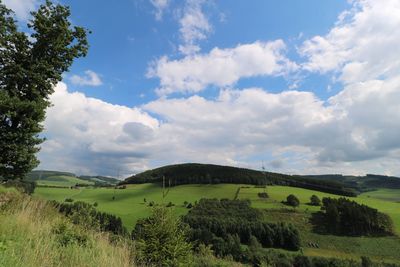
[35, 183, 239, 230]
[34, 184, 400, 263]
[35, 175, 94, 187]
[238, 186, 400, 233]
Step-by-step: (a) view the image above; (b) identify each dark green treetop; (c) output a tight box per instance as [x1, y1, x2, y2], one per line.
[0, 0, 88, 180]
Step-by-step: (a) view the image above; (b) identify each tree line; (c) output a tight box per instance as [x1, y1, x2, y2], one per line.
[318, 197, 394, 236]
[51, 200, 127, 236]
[122, 163, 357, 196]
[181, 199, 300, 262]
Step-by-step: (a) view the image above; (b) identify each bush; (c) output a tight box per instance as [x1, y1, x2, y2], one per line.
[286, 194, 300, 207]
[2, 180, 36, 195]
[257, 192, 269, 198]
[52, 221, 88, 247]
[310, 195, 321, 206]
[64, 198, 74, 203]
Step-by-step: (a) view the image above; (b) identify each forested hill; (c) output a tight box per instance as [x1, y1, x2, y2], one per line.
[120, 163, 357, 196]
[301, 173, 400, 191]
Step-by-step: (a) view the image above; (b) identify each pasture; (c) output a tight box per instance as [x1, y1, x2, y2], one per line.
[34, 175, 94, 187]
[34, 184, 400, 263]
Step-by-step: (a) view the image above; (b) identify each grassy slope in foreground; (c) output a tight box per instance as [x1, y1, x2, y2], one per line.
[0, 189, 131, 267]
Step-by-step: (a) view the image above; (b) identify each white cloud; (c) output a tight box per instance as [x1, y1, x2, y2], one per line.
[3, 0, 38, 21]
[148, 40, 298, 95]
[39, 82, 158, 176]
[70, 70, 103, 87]
[300, 0, 400, 84]
[39, 79, 400, 177]
[178, 0, 212, 55]
[150, 0, 170, 21]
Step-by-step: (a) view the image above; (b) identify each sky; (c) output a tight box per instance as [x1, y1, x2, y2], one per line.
[4, 0, 400, 178]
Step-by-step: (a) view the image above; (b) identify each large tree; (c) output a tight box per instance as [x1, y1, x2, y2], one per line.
[0, 0, 88, 180]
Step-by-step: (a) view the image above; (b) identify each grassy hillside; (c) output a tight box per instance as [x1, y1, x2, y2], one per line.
[0, 189, 132, 267]
[34, 183, 400, 263]
[122, 163, 357, 196]
[27, 170, 119, 187]
[35, 183, 239, 230]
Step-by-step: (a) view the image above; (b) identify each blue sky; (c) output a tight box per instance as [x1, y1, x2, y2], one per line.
[4, 0, 400, 177]
[64, 0, 349, 105]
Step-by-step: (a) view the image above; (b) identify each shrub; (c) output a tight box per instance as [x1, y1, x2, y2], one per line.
[52, 221, 88, 247]
[257, 192, 269, 198]
[2, 180, 36, 195]
[64, 198, 74, 203]
[310, 195, 321, 206]
[286, 194, 300, 207]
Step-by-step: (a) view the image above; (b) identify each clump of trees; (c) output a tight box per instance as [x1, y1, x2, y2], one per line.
[320, 197, 394, 236]
[309, 195, 321, 206]
[182, 199, 300, 263]
[0, 0, 88, 181]
[285, 194, 300, 207]
[51, 201, 127, 236]
[258, 192, 269, 198]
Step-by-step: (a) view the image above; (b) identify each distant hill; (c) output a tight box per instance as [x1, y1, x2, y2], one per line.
[79, 175, 120, 185]
[303, 173, 400, 191]
[121, 163, 357, 196]
[27, 170, 119, 186]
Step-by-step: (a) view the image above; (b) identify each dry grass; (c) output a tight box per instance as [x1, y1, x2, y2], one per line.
[0, 191, 134, 267]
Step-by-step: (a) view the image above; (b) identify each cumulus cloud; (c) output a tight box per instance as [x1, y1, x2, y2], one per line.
[300, 0, 400, 84]
[150, 0, 170, 21]
[148, 40, 298, 95]
[3, 0, 38, 21]
[39, 83, 158, 176]
[178, 0, 212, 55]
[39, 79, 400, 177]
[70, 70, 103, 87]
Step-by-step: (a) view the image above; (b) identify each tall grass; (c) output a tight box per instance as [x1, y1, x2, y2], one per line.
[0, 191, 134, 267]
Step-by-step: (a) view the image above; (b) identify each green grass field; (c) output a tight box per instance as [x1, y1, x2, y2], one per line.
[35, 175, 94, 187]
[238, 186, 400, 233]
[35, 183, 238, 230]
[34, 184, 400, 263]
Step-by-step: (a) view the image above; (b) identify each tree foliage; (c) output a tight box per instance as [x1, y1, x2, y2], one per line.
[132, 206, 192, 266]
[309, 195, 321, 206]
[286, 194, 300, 207]
[183, 199, 300, 263]
[0, 0, 88, 180]
[320, 197, 394, 236]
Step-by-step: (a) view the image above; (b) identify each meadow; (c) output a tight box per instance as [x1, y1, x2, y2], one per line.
[34, 175, 94, 187]
[34, 184, 400, 263]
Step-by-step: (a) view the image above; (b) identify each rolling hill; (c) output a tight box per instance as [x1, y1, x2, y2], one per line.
[121, 163, 358, 196]
[27, 170, 119, 187]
